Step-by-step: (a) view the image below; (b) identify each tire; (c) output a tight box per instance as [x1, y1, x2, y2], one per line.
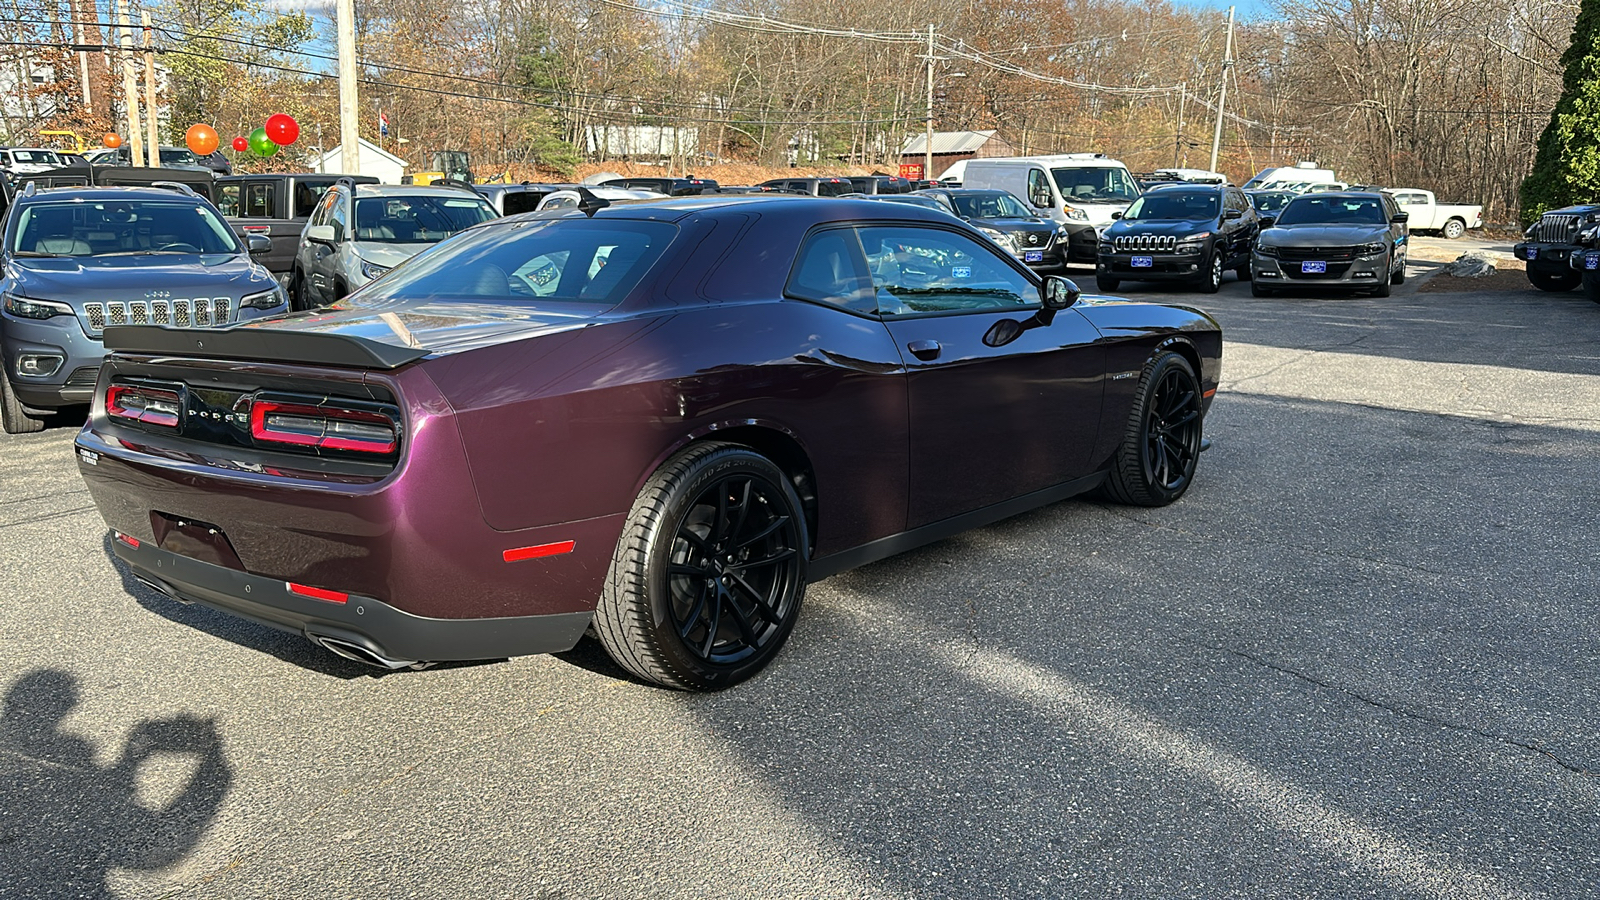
[288, 268, 307, 311]
[1583, 270, 1600, 305]
[1234, 262, 1252, 282]
[1528, 270, 1581, 292]
[1250, 281, 1274, 297]
[1095, 274, 1121, 292]
[332, 279, 349, 302]
[1, 376, 46, 434]
[1194, 249, 1223, 293]
[594, 442, 809, 691]
[1371, 276, 1391, 297]
[1099, 352, 1204, 507]
[1391, 256, 1406, 285]
[1442, 218, 1466, 240]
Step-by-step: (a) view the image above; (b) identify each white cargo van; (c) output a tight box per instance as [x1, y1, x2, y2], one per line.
[1243, 162, 1337, 191]
[962, 154, 1142, 264]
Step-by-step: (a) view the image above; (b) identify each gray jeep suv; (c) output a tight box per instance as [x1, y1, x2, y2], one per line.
[0, 183, 286, 432]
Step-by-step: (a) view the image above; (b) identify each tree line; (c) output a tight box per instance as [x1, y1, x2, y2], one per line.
[2, 0, 1582, 219]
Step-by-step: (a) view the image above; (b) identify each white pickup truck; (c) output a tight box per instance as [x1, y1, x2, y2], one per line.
[1389, 189, 1483, 239]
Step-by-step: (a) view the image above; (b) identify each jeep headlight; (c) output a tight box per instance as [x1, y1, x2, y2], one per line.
[1175, 231, 1211, 254]
[2, 292, 73, 320]
[1358, 242, 1387, 256]
[240, 285, 288, 310]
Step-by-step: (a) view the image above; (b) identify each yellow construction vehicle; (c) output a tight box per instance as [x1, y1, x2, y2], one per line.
[409, 150, 473, 185]
[39, 130, 88, 155]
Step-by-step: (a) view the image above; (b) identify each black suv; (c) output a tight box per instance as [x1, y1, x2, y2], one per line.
[758, 177, 853, 197]
[1514, 205, 1599, 292]
[601, 176, 718, 196]
[847, 175, 912, 195]
[1096, 184, 1258, 293]
[916, 187, 1066, 272]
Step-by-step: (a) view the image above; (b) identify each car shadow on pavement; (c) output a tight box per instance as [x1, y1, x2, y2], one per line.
[0, 668, 231, 899]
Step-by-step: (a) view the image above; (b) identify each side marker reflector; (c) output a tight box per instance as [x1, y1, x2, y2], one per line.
[503, 540, 576, 563]
[1203, 388, 1217, 399]
[288, 582, 349, 604]
[114, 532, 140, 549]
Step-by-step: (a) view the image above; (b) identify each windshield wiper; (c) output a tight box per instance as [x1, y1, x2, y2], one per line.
[13, 250, 63, 258]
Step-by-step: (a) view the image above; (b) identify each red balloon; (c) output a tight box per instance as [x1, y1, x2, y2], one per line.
[264, 113, 300, 146]
[232, 136, 249, 152]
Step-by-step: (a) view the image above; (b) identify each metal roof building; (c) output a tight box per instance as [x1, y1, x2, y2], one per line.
[898, 130, 1016, 179]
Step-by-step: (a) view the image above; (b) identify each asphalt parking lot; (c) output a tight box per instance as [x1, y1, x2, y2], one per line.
[2, 260, 1597, 899]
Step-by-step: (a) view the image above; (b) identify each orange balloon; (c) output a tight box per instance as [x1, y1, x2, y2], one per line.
[185, 123, 219, 157]
[103, 132, 122, 149]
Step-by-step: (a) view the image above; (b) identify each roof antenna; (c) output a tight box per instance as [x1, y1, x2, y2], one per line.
[575, 186, 610, 217]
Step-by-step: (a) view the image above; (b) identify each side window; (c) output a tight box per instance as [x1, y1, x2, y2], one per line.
[244, 182, 275, 218]
[294, 181, 330, 218]
[216, 184, 240, 217]
[328, 192, 349, 240]
[784, 228, 876, 315]
[308, 191, 333, 227]
[857, 225, 1036, 316]
[1397, 193, 1425, 206]
[501, 192, 540, 215]
[1026, 169, 1052, 209]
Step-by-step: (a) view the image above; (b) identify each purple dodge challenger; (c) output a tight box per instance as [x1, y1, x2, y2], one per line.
[75, 195, 1221, 690]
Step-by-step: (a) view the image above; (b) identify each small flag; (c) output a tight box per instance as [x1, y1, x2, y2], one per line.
[378, 111, 390, 137]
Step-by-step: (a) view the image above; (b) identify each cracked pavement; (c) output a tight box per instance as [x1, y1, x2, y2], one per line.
[1, 272, 1597, 898]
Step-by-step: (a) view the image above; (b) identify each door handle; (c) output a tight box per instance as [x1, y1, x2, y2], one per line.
[907, 339, 941, 361]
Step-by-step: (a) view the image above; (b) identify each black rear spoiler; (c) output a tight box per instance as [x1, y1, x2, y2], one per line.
[102, 325, 429, 370]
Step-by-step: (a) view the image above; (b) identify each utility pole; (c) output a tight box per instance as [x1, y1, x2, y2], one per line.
[75, 10, 93, 111]
[115, 0, 143, 167]
[924, 24, 934, 180]
[1175, 82, 1187, 169]
[142, 12, 160, 167]
[1208, 6, 1235, 173]
[336, 0, 361, 175]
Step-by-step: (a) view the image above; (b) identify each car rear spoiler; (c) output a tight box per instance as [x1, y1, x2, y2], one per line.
[102, 325, 429, 370]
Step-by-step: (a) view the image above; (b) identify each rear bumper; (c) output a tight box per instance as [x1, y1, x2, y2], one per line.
[113, 536, 591, 663]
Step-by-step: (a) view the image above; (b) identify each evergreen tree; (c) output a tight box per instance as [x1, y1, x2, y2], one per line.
[1521, 0, 1600, 222]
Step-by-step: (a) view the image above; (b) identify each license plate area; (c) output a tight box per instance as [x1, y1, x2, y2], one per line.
[1024, 250, 1044, 263]
[150, 512, 246, 571]
[1131, 255, 1153, 268]
[1301, 261, 1328, 274]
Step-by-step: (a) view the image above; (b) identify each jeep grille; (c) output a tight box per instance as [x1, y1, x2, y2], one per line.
[1115, 234, 1178, 252]
[83, 299, 233, 336]
[1535, 214, 1580, 244]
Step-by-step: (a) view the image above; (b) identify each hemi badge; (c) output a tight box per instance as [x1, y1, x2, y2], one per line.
[503, 540, 576, 563]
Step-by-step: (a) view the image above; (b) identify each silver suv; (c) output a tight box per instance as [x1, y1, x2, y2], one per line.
[290, 182, 497, 308]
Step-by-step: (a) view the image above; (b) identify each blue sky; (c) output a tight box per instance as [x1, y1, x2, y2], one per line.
[1177, 0, 1279, 21]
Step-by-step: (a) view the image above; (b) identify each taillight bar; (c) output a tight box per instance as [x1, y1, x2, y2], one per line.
[106, 383, 181, 427]
[250, 399, 398, 454]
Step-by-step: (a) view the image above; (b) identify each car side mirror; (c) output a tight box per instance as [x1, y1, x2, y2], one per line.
[1391, 212, 1410, 223]
[1042, 275, 1080, 310]
[1259, 216, 1276, 229]
[246, 233, 271, 255]
[304, 224, 336, 244]
[1223, 209, 1242, 220]
[1110, 211, 1123, 220]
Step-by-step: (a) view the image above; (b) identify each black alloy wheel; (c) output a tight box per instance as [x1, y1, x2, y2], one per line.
[596, 443, 808, 690]
[1100, 352, 1204, 506]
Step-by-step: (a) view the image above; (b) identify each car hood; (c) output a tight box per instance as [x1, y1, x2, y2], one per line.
[351, 242, 437, 268]
[8, 253, 273, 301]
[1105, 218, 1216, 238]
[1260, 224, 1389, 246]
[238, 295, 609, 357]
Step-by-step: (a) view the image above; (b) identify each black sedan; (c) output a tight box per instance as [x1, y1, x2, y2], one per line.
[1096, 184, 1259, 293]
[75, 196, 1220, 690]
[1250, 191, 1408, 297]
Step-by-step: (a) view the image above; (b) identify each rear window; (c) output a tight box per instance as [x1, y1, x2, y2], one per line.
[816, 180, 853, 197]
[360, 218, 677, 307]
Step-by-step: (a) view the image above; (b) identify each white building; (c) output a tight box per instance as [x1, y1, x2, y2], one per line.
[312, 138, 409, 184]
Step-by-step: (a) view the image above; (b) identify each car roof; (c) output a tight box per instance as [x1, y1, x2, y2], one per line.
[1285, 190, 1384, 201]
[498, 194, 960, 226]
[349, 183, 487, 197]
[16, 185, 210, 203]
[1145, 182, 1224, 191]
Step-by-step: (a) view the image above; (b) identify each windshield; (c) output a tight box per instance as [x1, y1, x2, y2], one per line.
[353, 195, 496, 243]
[1275, 195, 1387, 227]
[9, 150, 61, 165]
[1122, 190, 1219, 220]
[360, 218, 677, 307]
[1050, 166, 1140, 203]
[949, 191, 1032, 219]
[11, 200, 241, 256]
[160, 148, 203, 167]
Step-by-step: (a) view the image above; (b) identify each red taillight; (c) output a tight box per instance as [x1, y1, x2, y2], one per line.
[502, 540, 576, 563]
[288, 582, 348, 604]
[250, 400, 397, 454]
[106, 384, 181, 427]
[114, 531, 140, 548]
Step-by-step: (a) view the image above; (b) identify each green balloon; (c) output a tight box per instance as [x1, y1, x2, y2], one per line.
[248, 127, 279, 158]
